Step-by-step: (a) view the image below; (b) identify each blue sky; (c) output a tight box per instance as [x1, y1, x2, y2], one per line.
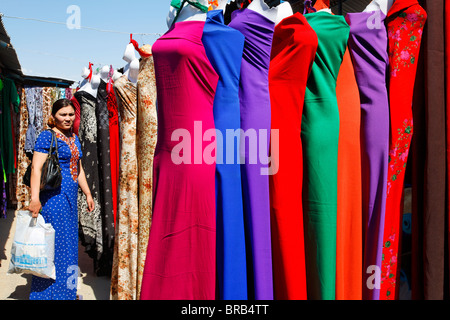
[1, 0, 172, 84]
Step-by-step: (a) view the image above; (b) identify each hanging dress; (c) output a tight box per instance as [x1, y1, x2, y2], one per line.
[335, 47, 363, 300]
[15, 89, 31, 211]
[302, 11, 349, 300]
[228, 8, 275, 301]
[136, 49, 158, 299]
[0, 78, 20, 174]
[106, 78, 120, 227]
[74, 90, 103, 267]
[202, 9, 248, 300]
[268, 12, 317, 300]
[30, 130, 82, 300]
[96, 80, 115, 276]
[380, 0, 427, 300]
[346, 10, 390, 300]
[110, 75, 139, 300]
[140, 20, 218, 300]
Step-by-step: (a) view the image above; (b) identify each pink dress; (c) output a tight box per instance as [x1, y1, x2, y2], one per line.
[140, 20, 218, 300]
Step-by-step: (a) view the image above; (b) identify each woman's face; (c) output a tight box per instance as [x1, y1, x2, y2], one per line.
[53, 105, 75, 131]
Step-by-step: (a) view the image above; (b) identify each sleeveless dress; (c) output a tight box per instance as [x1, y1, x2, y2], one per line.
[335, 47, 363, 300]
[96, 80, 115, 276]
[381, 0, 427, 300]
[302, 11, 349, 300]
[202, 9, 248, 300]
[140, 20, 218, 300]
[136, 53, 158, 299]
[74, 90, 103, 267]
[228, 8, 275, 301]
[268, 12, 317, 300]
[110, 75, 139, 300]
[346, 10, 390, 300]
[30, 130, 82, 300]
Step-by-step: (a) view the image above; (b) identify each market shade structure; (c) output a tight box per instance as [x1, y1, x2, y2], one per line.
[0, 13, 74, 87]
[0, 13, 23, 80]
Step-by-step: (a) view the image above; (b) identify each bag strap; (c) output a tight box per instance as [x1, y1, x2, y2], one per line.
[48, 130, 59, 160]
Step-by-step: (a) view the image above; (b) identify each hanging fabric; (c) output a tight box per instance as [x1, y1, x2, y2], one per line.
[202, 9, 248, 300]
[346, 10, 390, 300]
[135, 38, 158, 300]
[380, 0, 427, 300]
[140, 19, 218, 300]
[268, 12, 317, 300]
[106, 65, 120, 229]
[301, 10, 349, 300]
[96, 74, 115, 277]
[74, 89, 104, 271]
[110, 69, 139, 300]
[228, 7, 275, 300]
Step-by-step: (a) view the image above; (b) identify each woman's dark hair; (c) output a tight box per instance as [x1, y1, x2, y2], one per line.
[52, 98, 75, 116]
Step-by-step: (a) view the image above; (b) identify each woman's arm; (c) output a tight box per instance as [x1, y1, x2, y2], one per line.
[78, 160, 95, 212]
[28, 152, 48, 218]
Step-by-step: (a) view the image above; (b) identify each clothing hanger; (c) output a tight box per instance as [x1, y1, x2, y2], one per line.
[303, 0, 317, 13]
[130, 34, 152, 58]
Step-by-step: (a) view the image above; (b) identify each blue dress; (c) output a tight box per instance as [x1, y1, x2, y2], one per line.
[201, 9, 247, 300]
[29, 130, 82, 300]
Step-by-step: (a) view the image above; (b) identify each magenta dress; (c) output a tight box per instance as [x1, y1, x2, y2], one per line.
[140, 20, 218, 300]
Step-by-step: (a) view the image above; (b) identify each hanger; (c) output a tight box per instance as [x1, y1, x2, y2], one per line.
[303, 0, 317, 13]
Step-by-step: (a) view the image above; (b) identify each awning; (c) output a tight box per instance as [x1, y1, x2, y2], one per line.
[0, 13, 23, 80]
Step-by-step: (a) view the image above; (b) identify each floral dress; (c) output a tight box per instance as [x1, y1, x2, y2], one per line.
[29, 130, 82, 300]
[380, 0, 427, 300]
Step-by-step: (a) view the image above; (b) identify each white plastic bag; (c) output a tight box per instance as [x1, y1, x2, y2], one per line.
[8, 210, 56, 280]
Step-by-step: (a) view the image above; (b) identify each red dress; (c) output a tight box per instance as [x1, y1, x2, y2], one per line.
[380, 0, 427, 299]
[107, 80, 120, 227]
[268, 12, 318, 300]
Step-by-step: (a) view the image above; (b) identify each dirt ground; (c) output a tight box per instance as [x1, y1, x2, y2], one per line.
[0, 209, 111, 300]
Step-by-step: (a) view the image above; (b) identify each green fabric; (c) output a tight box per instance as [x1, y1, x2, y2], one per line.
[302, 11, 349, 300]
[0, 78, 20, 174]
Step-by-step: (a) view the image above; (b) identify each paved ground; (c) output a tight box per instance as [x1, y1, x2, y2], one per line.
[0, 209, 111, 300]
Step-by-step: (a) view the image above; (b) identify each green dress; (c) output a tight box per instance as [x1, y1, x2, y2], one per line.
[302, 11, 349, 300]
[0, 78, 20, 174]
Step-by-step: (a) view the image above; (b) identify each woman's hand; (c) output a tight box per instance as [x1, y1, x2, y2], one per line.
[28, 199, 42, 218]
[86, 194, 95, 212]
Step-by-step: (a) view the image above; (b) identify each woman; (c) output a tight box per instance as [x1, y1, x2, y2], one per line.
[28, 98, 94, 300]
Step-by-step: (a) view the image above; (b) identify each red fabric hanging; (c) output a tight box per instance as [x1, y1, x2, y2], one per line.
[380, 0, 427, 300]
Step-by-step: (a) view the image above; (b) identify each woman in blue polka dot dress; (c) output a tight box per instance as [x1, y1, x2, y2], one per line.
[28, 98, 95, 300]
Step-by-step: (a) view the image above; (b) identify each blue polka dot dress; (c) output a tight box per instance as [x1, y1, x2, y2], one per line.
[29, 130, 82, 300]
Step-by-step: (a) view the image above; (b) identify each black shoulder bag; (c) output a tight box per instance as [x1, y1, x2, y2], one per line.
[23, 130, 62, 191]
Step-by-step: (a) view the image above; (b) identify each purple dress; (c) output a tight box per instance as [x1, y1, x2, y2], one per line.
[229, 8, 275, 300]
[346, 10, 390, 300]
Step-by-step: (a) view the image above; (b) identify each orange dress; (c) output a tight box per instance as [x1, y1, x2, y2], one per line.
[335, 48, 363, 300]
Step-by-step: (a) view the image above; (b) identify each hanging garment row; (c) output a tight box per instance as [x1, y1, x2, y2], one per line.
[12, 0, 427, 301]
[135, 0, 426, 301]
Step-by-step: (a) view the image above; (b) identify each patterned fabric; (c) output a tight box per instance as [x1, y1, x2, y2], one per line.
[96, 80, 115, 276]
[74, 90, 103, 267]
[110, 75, 139, 300]
[54, 132, 79, 181]
[24, 87, 44, 153]
[106, 80, 120, 227]
[136, 55, 158, 299]
[1, 150, 6, 218]
[380, 0, 427, 300]
[29, 130, 82, 300]
[42, 87, 53, 131]
[16, 88, 31, 211]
